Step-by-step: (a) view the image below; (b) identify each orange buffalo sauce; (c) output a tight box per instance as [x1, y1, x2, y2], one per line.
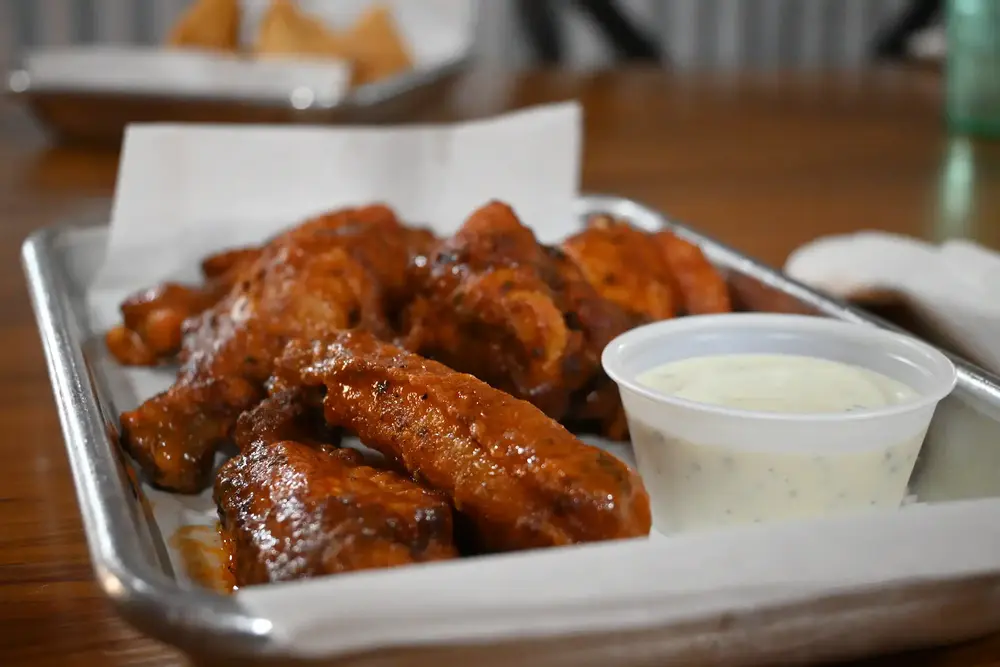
[168, 523, 237, 594]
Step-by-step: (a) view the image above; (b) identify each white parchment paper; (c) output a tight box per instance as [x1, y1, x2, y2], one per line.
[80, 103, 1000, 660]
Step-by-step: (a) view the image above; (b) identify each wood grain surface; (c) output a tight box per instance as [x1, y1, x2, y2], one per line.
[1, 67, 999, 667]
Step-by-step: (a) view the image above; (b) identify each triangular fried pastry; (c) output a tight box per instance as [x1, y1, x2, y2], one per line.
[342, 5, 413, 85]
[167, 0, 240, 53]
[255, 0, 350, 60]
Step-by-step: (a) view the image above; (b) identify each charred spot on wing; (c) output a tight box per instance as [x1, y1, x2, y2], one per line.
[374, 379, 390, 395]
[435, 250, 462, 266]
[595, 450, 631, 489]
[542, 245, 568, 261]
[562, 311, 583, 331]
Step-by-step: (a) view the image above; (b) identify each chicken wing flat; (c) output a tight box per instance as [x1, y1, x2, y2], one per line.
[121, 205, 428, 493]
[654, 230, 732, 315]
[271, 332, 652, 552]
[105, 282, 225, 366]
[562, 215, 676, 323]
[403, 201, 633, 423]
[216, 439, 457, 586]
[106, 247, 262, 367]
[565, 215, 731, 318]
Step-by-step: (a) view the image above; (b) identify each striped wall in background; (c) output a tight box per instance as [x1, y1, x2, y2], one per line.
[0, 0, 909, 73]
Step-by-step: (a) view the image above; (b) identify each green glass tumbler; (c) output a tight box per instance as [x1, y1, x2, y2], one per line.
[947, 0, 1000, 138]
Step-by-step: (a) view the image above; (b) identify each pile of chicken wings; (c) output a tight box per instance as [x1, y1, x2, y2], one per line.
[105, 201, 731, 587]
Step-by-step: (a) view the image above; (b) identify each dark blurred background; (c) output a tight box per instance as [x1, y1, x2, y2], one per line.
[0, 0, 944, 74]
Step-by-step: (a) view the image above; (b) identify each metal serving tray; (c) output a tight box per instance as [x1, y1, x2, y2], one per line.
[22, 195, 1000, 664]
[5, 55, 468, 144]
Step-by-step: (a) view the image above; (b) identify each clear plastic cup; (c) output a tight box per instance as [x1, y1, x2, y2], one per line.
[602, 314, 957, 534]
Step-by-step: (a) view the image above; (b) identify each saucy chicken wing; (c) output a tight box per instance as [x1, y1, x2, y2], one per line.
[232, 389, 337, 453]
[654, 230, 732, 315]
[106, 247, 261, 366]
[562, 214, 676, 322]
[403, 201, 633, 425]
[270, 331, 652, 552]
[216, 439, 457, 586]
[121, 205, 428, 493]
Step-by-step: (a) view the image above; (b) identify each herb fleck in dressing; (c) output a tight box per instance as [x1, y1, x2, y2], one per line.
[630, 354, 922, 532]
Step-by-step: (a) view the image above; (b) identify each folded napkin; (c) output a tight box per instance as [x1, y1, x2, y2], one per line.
[785, 232, 1000, 375]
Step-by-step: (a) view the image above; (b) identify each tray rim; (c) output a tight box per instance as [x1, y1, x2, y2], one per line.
[4, 52, 470, 112]
[20, 194, 1000, 659]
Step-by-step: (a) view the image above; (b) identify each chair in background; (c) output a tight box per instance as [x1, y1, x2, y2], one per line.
[872, 0, 944, 60]
[516, 0, 943, 70]
[516, 0, 662, 65]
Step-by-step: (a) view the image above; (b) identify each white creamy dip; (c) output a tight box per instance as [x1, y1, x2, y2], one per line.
[637, 354, 917, 413]
[628, 354, 924, 532]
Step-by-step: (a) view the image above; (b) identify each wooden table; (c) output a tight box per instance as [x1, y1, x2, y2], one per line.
[1, 68, 999, 667]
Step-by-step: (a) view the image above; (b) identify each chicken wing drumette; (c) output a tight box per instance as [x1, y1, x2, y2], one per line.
[402, 201, 633, 430]
[104, 247, 257, 366]
[121, 205, 433, 493]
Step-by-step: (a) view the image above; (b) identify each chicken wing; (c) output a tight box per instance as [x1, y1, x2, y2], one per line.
[216, 438, 457, 586]
[654, 230, 732, 315]
[565, 215, 731, 318]
[562, 214, 676, 323]
[232, 389, 337, 453]
[121, 205, 426, 493]
[105, 247, 261, 367]
[270, 332, 652, 552]
[403, 201, 633, 424]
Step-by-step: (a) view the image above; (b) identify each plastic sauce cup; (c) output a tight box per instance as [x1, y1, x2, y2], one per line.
[602, 314, 958, 534]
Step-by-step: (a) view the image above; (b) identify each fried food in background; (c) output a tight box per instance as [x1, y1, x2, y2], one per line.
[339, 6, 414, 86]
[165, 0, 414, 86]
[253, 1, 414, 86]
[167, 0, 240, 53]
[254, 0, 351, 60]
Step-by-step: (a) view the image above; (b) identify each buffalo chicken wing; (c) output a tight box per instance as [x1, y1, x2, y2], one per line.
[403, 201, 634, 429]
[216, 389, 456, 585]
[270, 331, 652, 552]
[121, 205, 430, 493]
[216, 440, 458, 586]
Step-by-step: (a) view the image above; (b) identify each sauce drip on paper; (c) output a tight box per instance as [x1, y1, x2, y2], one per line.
[168, 524, 236, 594]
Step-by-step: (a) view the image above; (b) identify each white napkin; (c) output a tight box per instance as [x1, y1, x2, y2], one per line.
[785, 231, 1000, 374]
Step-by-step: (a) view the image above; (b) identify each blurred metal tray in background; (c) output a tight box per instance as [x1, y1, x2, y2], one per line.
[4, 54, 469, 145]
[21, 195, 1000, 663]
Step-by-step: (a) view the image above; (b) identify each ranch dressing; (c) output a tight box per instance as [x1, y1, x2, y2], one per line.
[629, 354, 923, 533]
[637, 354, 917, 413]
